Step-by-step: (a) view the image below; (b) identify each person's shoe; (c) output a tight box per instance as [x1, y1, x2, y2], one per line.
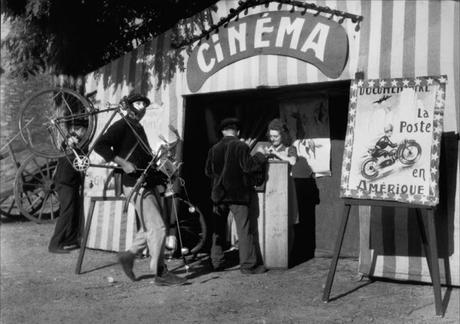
[204, 259, 225, 272]
[62, 243, 80, 251]
[154, 271, 187, 286]
[211, 264, 226, 272]
[117, 251, 136, 281]
[240, 265, 267, 275]
[48, 247, 70, 254]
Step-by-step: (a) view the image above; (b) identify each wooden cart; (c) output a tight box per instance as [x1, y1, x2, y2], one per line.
[0, 139, 59, 223]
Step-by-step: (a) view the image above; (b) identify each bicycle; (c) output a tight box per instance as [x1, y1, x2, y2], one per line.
[19, 87, 207, 265]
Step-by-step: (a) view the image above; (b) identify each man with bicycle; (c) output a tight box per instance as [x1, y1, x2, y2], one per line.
[94, 92, 186, 286]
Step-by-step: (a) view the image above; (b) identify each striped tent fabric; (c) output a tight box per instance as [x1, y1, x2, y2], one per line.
[83, 0, 459, 283]
[84, 0, 459, 136]
[83, 198, 137, 252]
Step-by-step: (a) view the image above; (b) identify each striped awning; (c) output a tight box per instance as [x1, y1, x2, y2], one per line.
[85, 0, 459, 136]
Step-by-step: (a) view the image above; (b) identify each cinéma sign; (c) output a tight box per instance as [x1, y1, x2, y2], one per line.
[340, 76, 447, 206]
[186, 11, 349, 92]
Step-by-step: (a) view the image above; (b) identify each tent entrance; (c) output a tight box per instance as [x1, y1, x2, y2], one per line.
[182, 80, 357, 257]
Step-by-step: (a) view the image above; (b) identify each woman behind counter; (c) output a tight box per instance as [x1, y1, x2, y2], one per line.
[265, 118, 319, 262]
[264, 119, 297, 165]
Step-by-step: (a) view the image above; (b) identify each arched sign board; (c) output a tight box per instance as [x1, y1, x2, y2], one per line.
[340, 76, 447, 206]
[186, 11, 349, 93]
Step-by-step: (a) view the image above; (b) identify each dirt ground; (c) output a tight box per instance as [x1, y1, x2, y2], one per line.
[1, 219, 459, 324]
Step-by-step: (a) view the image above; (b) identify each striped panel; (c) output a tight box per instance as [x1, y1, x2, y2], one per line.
[360, 196, 460, 285]
[390, 0, 405, 77]
[84, 199, 137, 252]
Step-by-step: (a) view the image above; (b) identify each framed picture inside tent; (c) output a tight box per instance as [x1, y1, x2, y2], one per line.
[340, 75, 447, 206]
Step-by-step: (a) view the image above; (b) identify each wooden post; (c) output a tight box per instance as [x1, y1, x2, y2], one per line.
[322, 203, 351, 302]
[425, 208, 443, 316]
[75, 198, 96, 274]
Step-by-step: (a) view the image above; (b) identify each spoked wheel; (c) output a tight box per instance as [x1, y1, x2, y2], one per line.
[170, 196, 207, 258]
[19, 87, 96, 159]
[14, 155, 60, 223]
[398, 141, 422, 165]
[0, 150, 30, 220]
[0, 193, 20, 219]
[361, 158, 379, 180]
[0, 171, 20, 219]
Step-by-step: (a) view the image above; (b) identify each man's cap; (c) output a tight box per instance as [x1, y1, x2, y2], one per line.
[126, 93, 151, 107]
[219, 118, 240, 131]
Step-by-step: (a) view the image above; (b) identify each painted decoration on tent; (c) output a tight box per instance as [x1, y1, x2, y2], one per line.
[280, 96, 331, 178]
[340, 76, 447, 206]
[187, 11, 349, 92]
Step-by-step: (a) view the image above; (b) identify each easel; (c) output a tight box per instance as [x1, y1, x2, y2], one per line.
[322, 198, 444, 317]
[75, 169, 125, 274]
[75, 196, 126, 274]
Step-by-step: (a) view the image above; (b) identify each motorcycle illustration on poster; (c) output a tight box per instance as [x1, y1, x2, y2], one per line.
[340, 76, 446, 206]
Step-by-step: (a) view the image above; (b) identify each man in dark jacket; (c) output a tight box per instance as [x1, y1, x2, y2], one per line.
[94, 93, 186, 286]
[48, 119, 87, 253]
[205, 118, 267, 274]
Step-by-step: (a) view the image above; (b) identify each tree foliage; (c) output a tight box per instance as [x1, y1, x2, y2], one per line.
[1, 0, 218, 78]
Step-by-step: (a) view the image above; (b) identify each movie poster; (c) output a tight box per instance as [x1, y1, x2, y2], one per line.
[340, 76, 446, 206]
[280, 96, 331, 177]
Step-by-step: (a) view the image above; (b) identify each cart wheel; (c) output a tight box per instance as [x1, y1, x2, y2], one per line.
[0, 193, 21, 220]
[1, 152, 25, 220]
[19, 87, 96, 159]
[14, 155, 60, 223]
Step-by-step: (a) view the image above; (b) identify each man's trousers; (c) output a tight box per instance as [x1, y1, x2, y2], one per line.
[125, 186, 166, 275]
[211, 198, 263, 270]
[49, 183, 82, 249]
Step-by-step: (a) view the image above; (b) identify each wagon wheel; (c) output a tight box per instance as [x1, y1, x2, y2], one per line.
[0, 192, 21, 219]
[0, 150, 24, 220]
[14, 155, 60, 223]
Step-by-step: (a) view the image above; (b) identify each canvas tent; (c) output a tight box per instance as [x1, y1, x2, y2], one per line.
[83, 0, 459, 285]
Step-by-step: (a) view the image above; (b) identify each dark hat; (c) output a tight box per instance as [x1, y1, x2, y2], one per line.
[219, 118, 240, 131]
[126, 93, 150, 107]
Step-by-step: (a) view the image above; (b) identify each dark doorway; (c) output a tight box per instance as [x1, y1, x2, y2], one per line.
[182, 80, 351, 257]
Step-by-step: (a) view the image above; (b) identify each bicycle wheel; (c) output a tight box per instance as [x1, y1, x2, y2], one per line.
[19, 87, 96, 158]
[14, 154, 60, 223]
[172, 197, 207, 256]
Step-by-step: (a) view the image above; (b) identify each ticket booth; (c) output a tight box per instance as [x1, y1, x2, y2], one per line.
[257, 161, 293, 269]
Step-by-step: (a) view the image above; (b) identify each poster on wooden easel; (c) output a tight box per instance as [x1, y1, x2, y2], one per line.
[340, 75, 447, 206]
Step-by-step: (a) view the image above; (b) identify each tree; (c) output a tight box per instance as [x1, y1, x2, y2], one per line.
[1, 0, 218, 78]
